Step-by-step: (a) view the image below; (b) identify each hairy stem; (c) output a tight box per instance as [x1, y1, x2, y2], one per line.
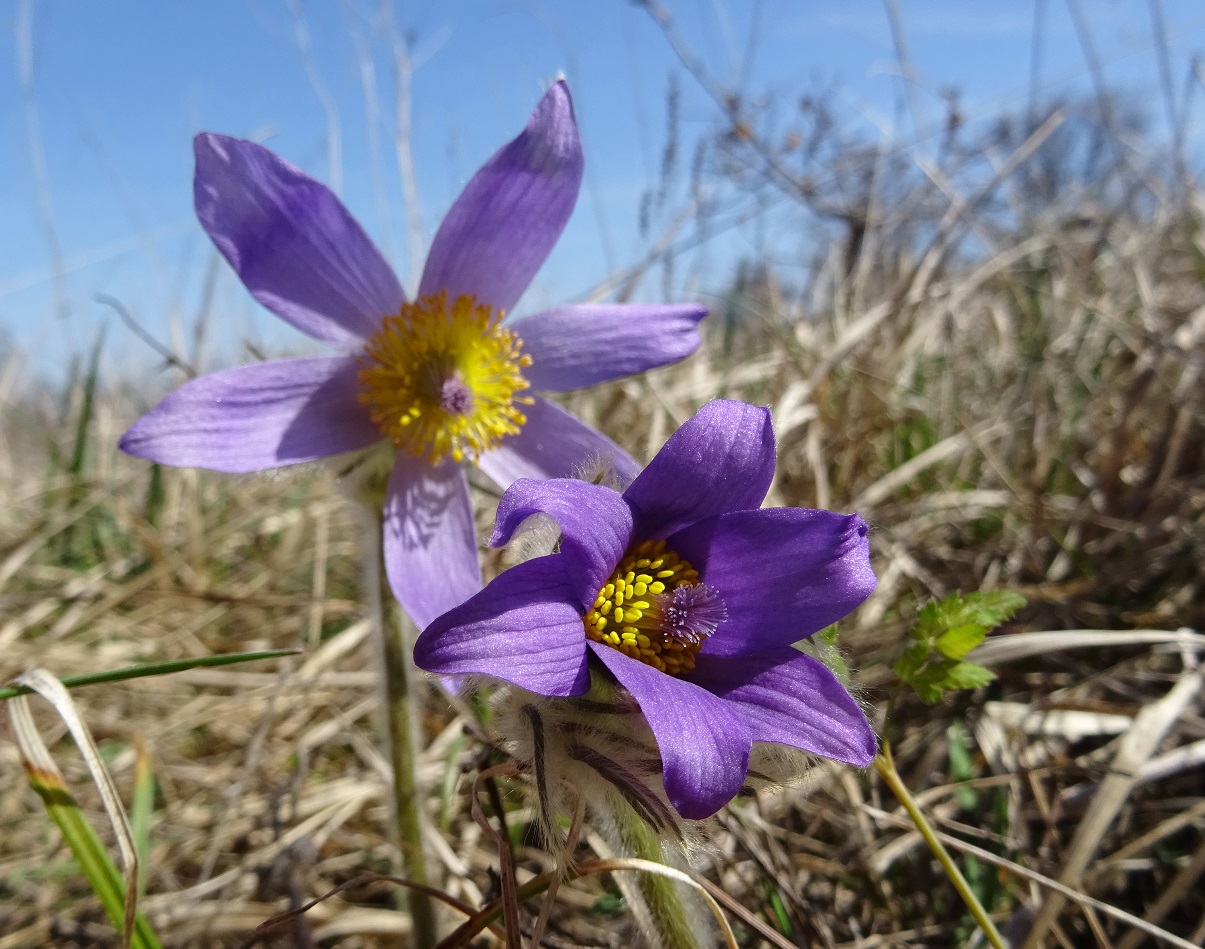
[875, 746, 1005, 949]
[613, 799, 701, 949]
[366, 516, 438, 948]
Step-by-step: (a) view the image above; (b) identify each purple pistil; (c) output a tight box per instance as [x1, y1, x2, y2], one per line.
[440, 375, 474, 415]
[661, 583, 727, 645]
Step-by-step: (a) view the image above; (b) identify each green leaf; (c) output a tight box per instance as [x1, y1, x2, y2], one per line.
[959, 591, 1027, 630]
[810, 624, 851, 685]
[26, 770, 163, 947]
[939, 661, 996, 691]
[894, 640, 932, 681]
[935, 624, 988, 659]
[911, 599, 944, 641]
[913, 590, 1026, 642]
[909, 671, 947, 704]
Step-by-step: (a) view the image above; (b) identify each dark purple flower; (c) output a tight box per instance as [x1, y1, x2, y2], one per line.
[414, 400, 878, 819]
[119, 81, 707, 628]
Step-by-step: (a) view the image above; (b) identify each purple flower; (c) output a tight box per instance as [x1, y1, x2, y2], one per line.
[414, 400, 878, 819]
[119, 81, 707, 628]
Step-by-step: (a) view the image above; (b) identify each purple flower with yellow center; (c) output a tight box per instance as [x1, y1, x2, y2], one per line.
[119, 81, 707, 628]
[414, 400, 878, 819]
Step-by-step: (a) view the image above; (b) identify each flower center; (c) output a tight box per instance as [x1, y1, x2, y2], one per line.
[585, 539, 726, 676]
[357, 291, 533, 464]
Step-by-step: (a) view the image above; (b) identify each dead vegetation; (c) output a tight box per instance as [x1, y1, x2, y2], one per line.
[2, 6, 1205, 945]
[1, 175, 1203, 945]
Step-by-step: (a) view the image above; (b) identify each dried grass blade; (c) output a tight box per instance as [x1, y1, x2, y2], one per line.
[7, 670, 162, 949]
[1021, 668, 1205, 948]
[866, 805, 1200, 949]
[436, 857, 739, 949]
[971, 628, 1205, 666]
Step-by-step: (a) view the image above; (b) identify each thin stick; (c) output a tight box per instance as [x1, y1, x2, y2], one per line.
[874, 747, 1007, 949]
[16, 0, 67, 320]
[286, 0, 343, 195]
[383, 0, 426, 289]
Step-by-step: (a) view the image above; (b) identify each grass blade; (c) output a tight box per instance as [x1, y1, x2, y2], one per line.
[0, 647, 298, 701]
[7, 671, 163, 949]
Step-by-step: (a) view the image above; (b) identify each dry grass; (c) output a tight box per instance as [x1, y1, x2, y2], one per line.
[2, 87, 1205, 949]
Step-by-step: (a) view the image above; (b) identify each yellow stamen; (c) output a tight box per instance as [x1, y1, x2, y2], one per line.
[357, 290, 533, 464]
[584, 538, 712, 676]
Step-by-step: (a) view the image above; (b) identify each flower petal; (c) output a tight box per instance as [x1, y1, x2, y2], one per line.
[590, 644, 752, 819]
[418, 81, 583, 314]
[623, 400, 774, 539]
[515, 303, 708, 392]
[383, 453, 482, 630]
[491, 478, 632, 610]
[414, 555, 590, 696]
[195, 133, 403, 348]
[671, 508, 875, 657]
[477, 396, 640, 488]
[119, 356, 380, 472]
[689, 649, 876, 766]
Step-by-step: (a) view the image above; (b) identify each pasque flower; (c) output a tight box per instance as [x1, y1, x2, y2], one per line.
[120, 81, 707, 627]
[414, 400, 878, 819]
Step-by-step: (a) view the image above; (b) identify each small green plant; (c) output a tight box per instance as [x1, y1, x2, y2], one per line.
[875, 589, 1027, 949]
[893, 590, 1026, 704]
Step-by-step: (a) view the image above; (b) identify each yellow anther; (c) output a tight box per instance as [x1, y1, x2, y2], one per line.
[583, 538, 715, 677]
[357, 291, 532, 464]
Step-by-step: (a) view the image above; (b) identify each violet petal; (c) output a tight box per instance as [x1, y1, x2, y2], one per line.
[383, 453, 482, 630]
[414, 555, 590, 696]
[623, 400, 774, 539]
[194, 134, 403, 348]
[589, 643, 752, 819]
[689, 649, 876, 766]
[118, 356, 380, 472]
[418, 81, 583, 314]
[491, 478, 632, 610]
[477, 396, 639, 488]
[671, 508, 875, 656]
[516, 303, 707, 392]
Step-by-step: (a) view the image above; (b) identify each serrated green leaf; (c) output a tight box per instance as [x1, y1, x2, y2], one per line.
[935, 623, 988, 659]
[911, 590, 1025, 645]
[912, 600, 944, 640]
[959, 590, 1026, 630]
[939, 661, 996, 691]
[907, 660, 957, 703]
[894, 640, 932, 681]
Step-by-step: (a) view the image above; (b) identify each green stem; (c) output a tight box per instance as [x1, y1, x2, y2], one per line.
[368, 518, 438, 948]
[875, 745, 1006, 949]
[615, 800, 701, 949]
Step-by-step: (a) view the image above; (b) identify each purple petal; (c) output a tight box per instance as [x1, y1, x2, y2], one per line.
[515, 303, 708, 392]
[119, 356, 380, 473]
[418, 81, 583, 314]
[671, 509, 875, 657]
[383, 454, 482, 630]
[195, 133, 403, 348]
[689, 649, 876, 766]
[476, 396, 640, 488]
[623, 400, 774, 539]
[590, 644, 752, 819]
[414, 555, 590, 696]
[491, 478, 632, 610]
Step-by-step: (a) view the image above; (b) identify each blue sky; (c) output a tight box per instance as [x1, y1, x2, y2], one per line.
[2, 0, 1204, 384]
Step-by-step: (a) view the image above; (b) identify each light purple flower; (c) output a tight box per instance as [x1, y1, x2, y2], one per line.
[414, 400, 878, 819]
[119, 81, 707, 628]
